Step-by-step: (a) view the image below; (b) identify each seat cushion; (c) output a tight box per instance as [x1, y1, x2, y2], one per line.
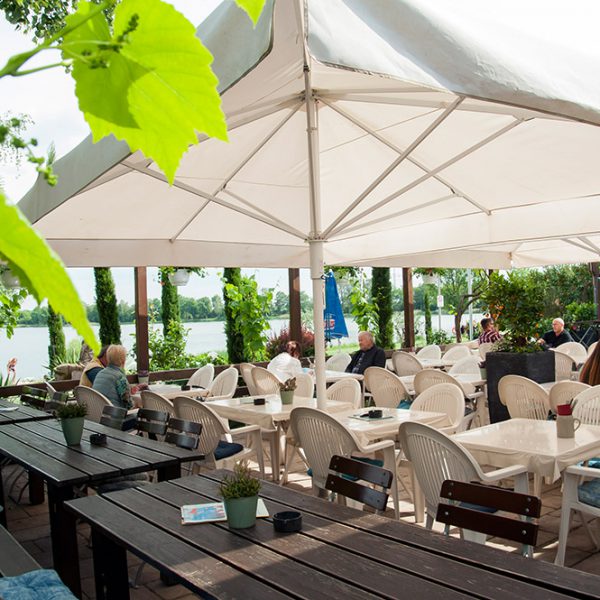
[578, 478, 600, 508]
[214, 440, 244, 461]
[398, 400, 412, 410]
[0, 569, 76, 599]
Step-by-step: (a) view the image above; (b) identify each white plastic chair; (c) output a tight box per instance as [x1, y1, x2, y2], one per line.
[325, 352, 352, 372]
[391, 351, 423, 377]
[141, 390, 175, 417]
[173, 396, 264, 477]
[411, 383, 464, 434]
[498, 375, 550, 420]
[252, 366, 281, 395]
[554, 351, 577, 381]
[290, 407, 399, 518]
[74, 385, 112, 423]
[398, 421, 529, 529]
[442, 345, 471, 362]
[478, 342, 495, 359]
[416, 345, 441, 359]
[326, 378, 362, 410]
[588, 341, 598, 357]
[239, 363, 259, 395]
[572, 386, 600, 426]
[187, 363, 214, 389]
[554, 342, 588, 364]
[549, 381, 590, 414]
[295, 372, 314, 398]
[449, 357, 481, 377]
[207, 366, 238, 399]
[555, 464, 600, 566]
[364, 367, 411, 409]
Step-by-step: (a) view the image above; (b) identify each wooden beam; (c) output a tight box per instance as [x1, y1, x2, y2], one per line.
[288, 268, 302, 344]
[402, 268, 415, 349]
[134, 267, 149, 373]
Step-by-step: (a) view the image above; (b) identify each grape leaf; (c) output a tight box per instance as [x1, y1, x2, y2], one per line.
[62, 0, 227, 183]
[0, 193, 98, 352]
[235, 0, 268, 25]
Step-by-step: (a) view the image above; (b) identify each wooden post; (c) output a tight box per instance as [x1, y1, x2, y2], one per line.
[402, 267, 415, 350]
[288, 268, 302, 343]
[134, 267, 149, 373]
[591, 263, 600, 321]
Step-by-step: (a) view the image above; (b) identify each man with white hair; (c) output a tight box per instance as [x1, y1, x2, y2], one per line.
[538, 318, 573, 349]
[345, 331, 386, 375]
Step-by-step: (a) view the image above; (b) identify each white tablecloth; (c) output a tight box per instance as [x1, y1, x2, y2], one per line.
[400, 373, 485, 394]
[452, 418, 600, 481]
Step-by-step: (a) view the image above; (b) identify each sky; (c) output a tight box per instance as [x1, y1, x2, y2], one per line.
[0, 1, 326, 305]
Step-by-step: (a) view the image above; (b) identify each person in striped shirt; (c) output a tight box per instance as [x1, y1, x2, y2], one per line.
[478, 318, 502, 345]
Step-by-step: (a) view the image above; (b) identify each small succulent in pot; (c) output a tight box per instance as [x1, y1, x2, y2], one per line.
[55, 402, 87, 420]
[56, 402, 87, 446]
[278, 377, 297, 392]
[220, 464, 261, 529]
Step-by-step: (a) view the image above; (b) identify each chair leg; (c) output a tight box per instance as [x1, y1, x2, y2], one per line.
[533, 474, 542, 497]
[555, 507, 572, 566]
[577, 510, 600, 550]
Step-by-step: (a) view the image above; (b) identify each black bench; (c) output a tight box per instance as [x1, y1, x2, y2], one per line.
[0, 524, 41, 577]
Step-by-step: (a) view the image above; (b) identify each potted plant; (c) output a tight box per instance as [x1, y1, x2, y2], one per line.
[56, 402, 87, 446]
[220, 464, 261, 529]
[481, 272, 554, 423]
[279, 377, 297, 405]
[161, 266, 206, 287]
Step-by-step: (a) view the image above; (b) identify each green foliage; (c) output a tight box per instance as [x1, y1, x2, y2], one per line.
[481, 271, 545, 350]
[427, 330, 453, 345]
[423, 290, 432, 343]
[94, 267, 121, 345]
[266, 326, 315, 359]
[223, 274, 272, 362]
[47, 304, 67, 374]
[564, 301, 596, 325]
[56, 401, 87, 419]
[222, 268, 244, 363]
[371, 267, 393, 348]
[0, 275, 28, 338]
[159, 268, 180, 338]
[234, 0, 266, 25]
[148, 318, 188, 371]
[347, 270, 377, 333]
[219, 464, 261, 500]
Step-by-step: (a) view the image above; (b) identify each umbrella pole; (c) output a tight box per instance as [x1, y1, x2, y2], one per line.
[310, 239, 327, 408]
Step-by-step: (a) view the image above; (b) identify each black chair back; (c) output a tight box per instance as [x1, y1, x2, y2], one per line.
[325, 455, 393, 512]
[100, 405, 128, 430]
[20, 386, 48, 410]
[45, 391, 70, 413]
[136, 408, 169, 438]
[165, 418, 202, 450]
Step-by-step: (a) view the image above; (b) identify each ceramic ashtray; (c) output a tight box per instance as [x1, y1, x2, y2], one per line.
[273, 511, 302, 533]
[90, 433, 107, 446]
[368, 409, 383, 418]
[254, 397, 266, 405]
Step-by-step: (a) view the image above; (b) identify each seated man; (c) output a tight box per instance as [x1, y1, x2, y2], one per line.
[478, 318, 502, 345]
[80, 345, 108, 387]
[345, 331, 386, 375]
[538, 317, 573, 349]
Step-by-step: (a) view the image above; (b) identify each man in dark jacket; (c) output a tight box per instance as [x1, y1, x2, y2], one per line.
[345, 331, 386, 375]
[538, 318, 573, 349]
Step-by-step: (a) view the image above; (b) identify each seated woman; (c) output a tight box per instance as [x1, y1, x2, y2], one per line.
[80, 345, 108, 387]
[267, 340, 303, 381]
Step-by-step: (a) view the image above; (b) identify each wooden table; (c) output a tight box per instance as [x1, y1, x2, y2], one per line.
[65, 471, 600, 600]
[0, 419, 204, 596]
[0, 398, 53, 426]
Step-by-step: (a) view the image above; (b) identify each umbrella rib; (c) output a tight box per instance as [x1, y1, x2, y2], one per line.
[562, 238, 598, 254]
[329, 117, 524, 238]
[322, 97, 463, 239]
[320, 98, 489, 217]
[577, 236, 600, 254]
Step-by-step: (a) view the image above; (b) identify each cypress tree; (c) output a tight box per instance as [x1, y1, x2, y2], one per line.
[47, 304, 66, 372]
[424, 289, 433, 343]
[160, 268, 181, 337]
[223, 267, 245, 363]
[371, 267, 393, 349]
[94, 267, 122, 345]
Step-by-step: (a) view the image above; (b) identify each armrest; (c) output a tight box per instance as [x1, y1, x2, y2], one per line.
[479, 464, 528, 483]
[230, 424, 261, 437]
[565, 465, 600, 479]
[357, 439, 395, 453]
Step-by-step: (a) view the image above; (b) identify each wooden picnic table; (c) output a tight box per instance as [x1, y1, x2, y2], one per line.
[0, 398, 53, 426]
[0, 419, 204, 597]
[66, 470, 600, 600]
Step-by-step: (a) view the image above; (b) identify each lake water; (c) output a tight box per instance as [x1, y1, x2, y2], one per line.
[0, 313, 480, 379]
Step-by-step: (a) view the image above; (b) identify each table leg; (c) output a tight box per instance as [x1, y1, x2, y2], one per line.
[47, 485, 81, 598]
[0, 463, 6, 528]
[91, 528, 129, 600]
[28, 472, 45, 504]
[157, 464, 180, 482]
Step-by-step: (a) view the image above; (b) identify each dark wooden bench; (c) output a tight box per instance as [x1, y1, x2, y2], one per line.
[0, 524, 41, 577]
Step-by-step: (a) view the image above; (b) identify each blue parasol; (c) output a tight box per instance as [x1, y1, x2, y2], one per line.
[324, 270, 348, 341]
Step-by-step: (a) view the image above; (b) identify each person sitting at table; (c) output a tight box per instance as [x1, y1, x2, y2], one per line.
[537, 318, 573, 349]
[268, 340, 304, 381]
[477, 318, 502, 345]
[580, 341, 600, 386]
[80, 345, 108, 387]
[345, 331, 386, 375]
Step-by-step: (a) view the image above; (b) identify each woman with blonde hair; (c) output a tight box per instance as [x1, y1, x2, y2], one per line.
[92, 345, 132, 410]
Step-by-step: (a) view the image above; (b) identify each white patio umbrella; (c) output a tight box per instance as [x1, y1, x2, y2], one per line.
[19, 0, 600, 406]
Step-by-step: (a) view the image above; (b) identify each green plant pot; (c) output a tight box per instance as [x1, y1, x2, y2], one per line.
[224, 496, 258, 529]
[60, 417, 85, 446]
[280, 390, 295, 405]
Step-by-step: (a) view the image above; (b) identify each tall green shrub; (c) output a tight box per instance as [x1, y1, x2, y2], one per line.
[94, 267, 121, 345]
[223, 267, 245, 363]
[424, 289, 432, 343]
[47, 304, 66, 373]
[159, 268, 180, 338]
[371, 267, 393, 348]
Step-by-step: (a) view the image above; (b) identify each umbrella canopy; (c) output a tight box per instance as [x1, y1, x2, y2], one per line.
[18, 0, 600, 403]
[324, 271, 348, 341]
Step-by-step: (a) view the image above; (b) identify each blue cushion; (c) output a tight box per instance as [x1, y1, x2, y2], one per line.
[0, 569, 76, 599]
[214, 440, 244, 461]
[398, 400, 412, 410]
[578, 478, 600, 508]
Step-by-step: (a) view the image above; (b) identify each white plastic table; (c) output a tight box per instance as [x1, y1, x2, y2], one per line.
[452, 418, 600, 482]
[418, 358, 457, 369]
[132, 383, 207, 405]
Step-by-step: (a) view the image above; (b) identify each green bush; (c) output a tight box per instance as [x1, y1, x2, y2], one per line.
[94, 267, 121, 345]
[371, 267, 393, 348]
[266, 326, 315, 359]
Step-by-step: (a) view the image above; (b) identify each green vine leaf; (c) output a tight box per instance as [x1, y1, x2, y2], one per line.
[0, 193, 98, 352]
[62, 0, 227, 183]
[235, 0, 267, 25]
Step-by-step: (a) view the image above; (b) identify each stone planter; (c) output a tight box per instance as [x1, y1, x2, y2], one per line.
[280, 390, 295, 405]
[60, 417, 85, 446]
[224, 496, 258, 529]
[486, 351, 555, 423]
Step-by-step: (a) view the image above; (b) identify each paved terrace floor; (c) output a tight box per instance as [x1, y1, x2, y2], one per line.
[2, 457, 599, 599]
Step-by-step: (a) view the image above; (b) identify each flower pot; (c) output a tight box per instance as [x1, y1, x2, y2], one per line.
[422, 273, 437, 285]
[60, 417, 85, 446]
[224, 496, 258, 529]
[168, 268, 190, 286]
[0, 269, 20, 289]
[280, 390, 295, 405]
[138, 371, 150, 385]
